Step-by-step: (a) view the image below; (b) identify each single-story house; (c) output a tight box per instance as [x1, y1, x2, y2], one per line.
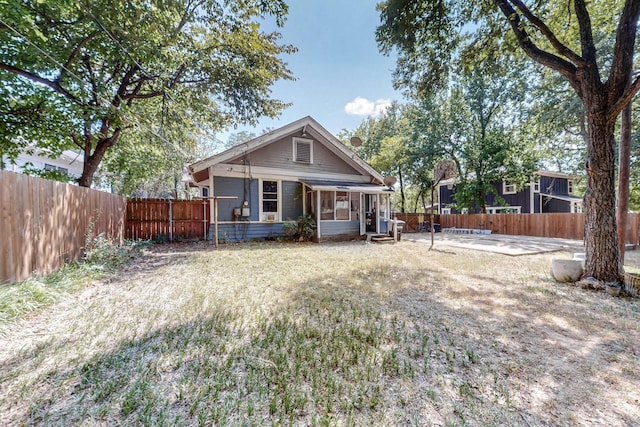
[438, 170, 583, 214]
[189, 116, 393, 242]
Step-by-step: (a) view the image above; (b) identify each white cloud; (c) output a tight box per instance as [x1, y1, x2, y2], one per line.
[344, 97, 393, 117]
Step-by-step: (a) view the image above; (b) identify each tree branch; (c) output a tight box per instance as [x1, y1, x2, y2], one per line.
[495, 1, 578, 86]
[608, 75, 640, 121]
[0, 62, 81, 104]
[510, 0, 585, 65]
[573, 0, 597, 65]
[55, 31, 99, 85]
[607, 0, 640, 105]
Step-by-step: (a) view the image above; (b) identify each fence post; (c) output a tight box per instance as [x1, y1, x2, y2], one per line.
[168, 199, 173, 243]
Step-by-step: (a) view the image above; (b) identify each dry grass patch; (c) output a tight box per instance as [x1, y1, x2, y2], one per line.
[1, 241, 639, 426]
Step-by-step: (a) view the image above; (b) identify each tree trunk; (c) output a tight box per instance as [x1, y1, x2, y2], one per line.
[583, 110, 622, 282]
[398, 167, 406, 213]
[77, 136, 115, 187]
[617, 101, 632, 263]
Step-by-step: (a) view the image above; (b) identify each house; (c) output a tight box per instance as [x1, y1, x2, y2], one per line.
[1, 148, 83, 180]
[438, 170, 583, 214]
[189, 116, 393, 242]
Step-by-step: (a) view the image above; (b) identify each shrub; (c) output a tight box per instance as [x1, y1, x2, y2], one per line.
[283, 215, 316, 242]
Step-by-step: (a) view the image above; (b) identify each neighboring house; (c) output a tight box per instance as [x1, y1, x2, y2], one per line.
[189, 116, 393, 242]
[438, 170, 583, 214]
[1, 148, 83, 180]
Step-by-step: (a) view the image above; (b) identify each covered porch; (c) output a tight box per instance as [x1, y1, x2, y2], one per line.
[300, 180, 393, 240]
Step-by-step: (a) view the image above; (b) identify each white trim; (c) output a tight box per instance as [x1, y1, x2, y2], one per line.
[259, 179, 281, 222]
[200, 163, 373, 184]
[293, 137, 313, 164]
[568, 179, 574, 195]
[486, 206, 521, 214]
[502, 181, 517, 195]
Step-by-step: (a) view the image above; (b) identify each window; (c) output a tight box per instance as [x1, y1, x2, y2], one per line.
[379, 194, 388, 220]
[320, 191, 334, 220]
[335, 191, 349, 220]
[261, 180, 279, 221]
[441, 208, 451, 215]
[201, 187, 209, 198]
[503, 181, 517, 195]
[571, 201, 582, 213]
[533, 179, 540, 193]
[319, 191, 357, 221]
[350, 194, 360, 221]
[486, 206, 521, 214]
[568, 180, 574, 194]
[461, 208, 469, 215]
[293, 137, 313, 163]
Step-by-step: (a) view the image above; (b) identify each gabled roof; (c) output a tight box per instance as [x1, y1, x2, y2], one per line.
[189, 116, 385, 184]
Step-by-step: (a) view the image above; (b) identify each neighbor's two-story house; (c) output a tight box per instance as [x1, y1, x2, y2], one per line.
[438, 170, 583, 214]
[189, 116, 393, 242]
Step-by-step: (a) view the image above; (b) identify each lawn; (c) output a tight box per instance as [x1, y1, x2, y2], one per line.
[1, 240, 639, 426]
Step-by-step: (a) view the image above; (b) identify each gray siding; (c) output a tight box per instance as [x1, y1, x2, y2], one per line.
[321, 220, 359, 236]
[214, 177, 259, 221]
[209, 222, 286, 242]
[230, 130, 360, 175]
[282, 181, 303, 221]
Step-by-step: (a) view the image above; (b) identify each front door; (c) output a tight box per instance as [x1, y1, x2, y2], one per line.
[365, 194, 377, 233]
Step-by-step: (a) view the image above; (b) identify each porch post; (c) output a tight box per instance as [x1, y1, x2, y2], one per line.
[208, 167, 214, 243]
[316, 191, 321, 239]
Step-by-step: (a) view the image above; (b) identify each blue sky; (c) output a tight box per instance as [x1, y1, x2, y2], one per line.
[219, 0, 402, 142]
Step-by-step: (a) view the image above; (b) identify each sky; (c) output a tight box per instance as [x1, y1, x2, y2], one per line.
[218, 0, 403, 143]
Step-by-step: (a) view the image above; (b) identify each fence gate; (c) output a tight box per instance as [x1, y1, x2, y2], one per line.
[126, 199, 210, 241]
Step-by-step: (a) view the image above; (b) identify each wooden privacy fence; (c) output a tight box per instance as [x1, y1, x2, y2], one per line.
[125, 198, 209, 241]
[437, 213, 640, 244]
[0, 171, 126, 285]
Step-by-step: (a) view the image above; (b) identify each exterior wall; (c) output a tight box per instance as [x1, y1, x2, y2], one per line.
[210, 222, 286, 242]
[282, 181, 303, 220]
[229, 130, 359, 176]
[2, 150, 84, 178]
[540, 195, 572, 213]
[540, 175, 569, 196]
[213, 177, 259, 221]
[320, 220, 360, 237]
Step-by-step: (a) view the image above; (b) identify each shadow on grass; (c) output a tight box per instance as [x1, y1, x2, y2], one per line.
[4, 242, 640, 426]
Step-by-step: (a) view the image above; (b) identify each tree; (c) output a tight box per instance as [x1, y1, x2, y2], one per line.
[0, 0, 295, 187]
[377, 0, 640, 282]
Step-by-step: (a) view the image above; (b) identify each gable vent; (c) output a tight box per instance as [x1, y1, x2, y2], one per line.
[294, 138, 312, 163]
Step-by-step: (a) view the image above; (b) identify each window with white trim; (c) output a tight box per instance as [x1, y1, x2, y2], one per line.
[441, 208, 451, 215]
[533, 179, 540, 192]
[486, 206, 521, 214]
[503, 181, 517, 195]
[293, 137, 313, 163]
[320, 191, 334, 220]
[568, 180, 574, 194]
[335, 191, 349, 220]
[319, 191, 359, 221]
[571, 202, 582, 213]
[261, 180, 279, 221]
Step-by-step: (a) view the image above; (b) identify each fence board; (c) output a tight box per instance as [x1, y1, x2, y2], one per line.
[436, 213, 640, 244]
[0, 171, 126, 285]
[125, 198, 209, 241]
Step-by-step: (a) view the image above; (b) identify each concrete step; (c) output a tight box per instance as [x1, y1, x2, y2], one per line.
[371, 235, 395, 244]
